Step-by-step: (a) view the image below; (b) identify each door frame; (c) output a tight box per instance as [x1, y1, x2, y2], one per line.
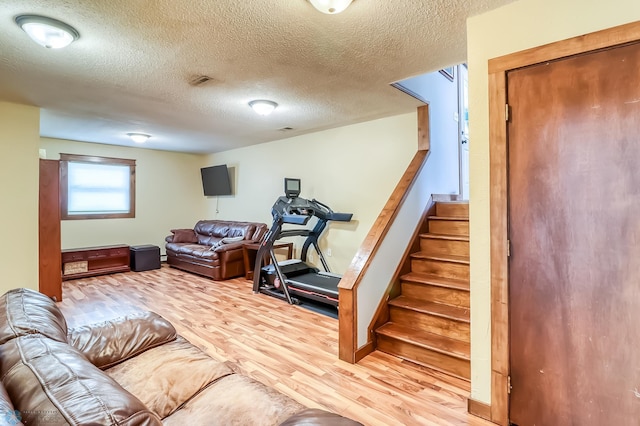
[458, 64, 469, 200]
[488, 20, 640, 425]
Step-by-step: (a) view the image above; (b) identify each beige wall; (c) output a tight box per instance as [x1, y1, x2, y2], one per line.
[467, 0, 640, 404]
[206, 113, 418, 274]
[0, 102, 40, 293]
[40, 138, 206, 255]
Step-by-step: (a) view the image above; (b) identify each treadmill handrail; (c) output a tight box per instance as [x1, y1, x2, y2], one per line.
[326, 212, 353, 222]
[281, 214, 310, 225]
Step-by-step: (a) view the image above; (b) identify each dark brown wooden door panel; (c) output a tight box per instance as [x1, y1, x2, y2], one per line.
[508, 42, 640, 425]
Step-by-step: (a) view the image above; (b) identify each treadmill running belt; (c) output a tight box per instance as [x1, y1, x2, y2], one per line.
[287, 272, 339, 297]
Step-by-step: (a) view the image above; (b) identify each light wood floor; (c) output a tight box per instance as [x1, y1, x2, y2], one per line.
[58, 265, 492, 426]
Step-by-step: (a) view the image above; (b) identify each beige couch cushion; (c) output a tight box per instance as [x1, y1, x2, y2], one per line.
[107, 336, 234, 419]
[162, 374, 304, 426]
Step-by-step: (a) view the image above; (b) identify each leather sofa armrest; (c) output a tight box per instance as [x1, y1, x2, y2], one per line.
[0, 288, 69, 345]
[0, 381, 23, 426]
[279, 409, 363, 425]
[165, 235, 174, 243]
[67, 311, 177, 369]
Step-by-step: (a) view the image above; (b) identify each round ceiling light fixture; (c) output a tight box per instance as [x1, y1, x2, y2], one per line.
[15, 15, 80, 49]
[127, 133, 151, 143]
[249, 100, 278, 116]
[308, 0, 354, 14]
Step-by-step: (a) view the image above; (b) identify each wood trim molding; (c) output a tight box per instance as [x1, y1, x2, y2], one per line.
[468, 398, 492, 421]
[354, 341, 375, 363]
[488, 20, 640, 425]
[59, 153, 136, 166]
[38, 159, 62, 301]
[489, 69, 509, 426]
[338, 105, 431, 363]
[489, 20, 640, 74]
[338, 287, 356, 362]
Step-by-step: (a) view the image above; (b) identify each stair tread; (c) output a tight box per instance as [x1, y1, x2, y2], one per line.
[401, 272, 469, 291]
[389, 296, 470, 322]
[428, 215, 469, 221]
[420, 233, 469, 242]
[376, 322, 470, 360]
[410, 252, 470, 264]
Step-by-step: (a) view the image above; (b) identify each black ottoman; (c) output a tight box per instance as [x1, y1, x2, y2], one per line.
[130, 245, 161, 272]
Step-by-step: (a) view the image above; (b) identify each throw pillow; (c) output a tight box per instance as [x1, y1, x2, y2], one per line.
[221, 236, 244, 244]
[171, 229, 198, 244]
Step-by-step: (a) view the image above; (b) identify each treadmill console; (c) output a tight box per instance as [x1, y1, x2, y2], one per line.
[284, 178, 301, 198]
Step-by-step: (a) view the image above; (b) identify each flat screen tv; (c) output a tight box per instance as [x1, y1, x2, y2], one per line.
[201, 164, 232, 196]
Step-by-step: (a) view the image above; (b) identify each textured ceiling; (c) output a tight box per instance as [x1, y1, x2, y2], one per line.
[0, 0, 514, 153]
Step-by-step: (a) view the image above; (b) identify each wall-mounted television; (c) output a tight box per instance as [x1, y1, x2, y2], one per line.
[201, 164, 232, 196]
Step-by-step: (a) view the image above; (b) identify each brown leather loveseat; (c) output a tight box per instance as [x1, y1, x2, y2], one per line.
[165, 220, 268, 280]
[0, 288, 361, 426]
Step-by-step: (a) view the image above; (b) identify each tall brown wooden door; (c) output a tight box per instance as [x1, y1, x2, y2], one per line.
[508, 41, 640, 425]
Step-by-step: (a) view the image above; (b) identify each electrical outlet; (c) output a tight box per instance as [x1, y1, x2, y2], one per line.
[327, 248, 332, 257]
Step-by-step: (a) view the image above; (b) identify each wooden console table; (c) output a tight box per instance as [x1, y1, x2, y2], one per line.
[62, 245, 130, 281]
[242, 242, 293, 280]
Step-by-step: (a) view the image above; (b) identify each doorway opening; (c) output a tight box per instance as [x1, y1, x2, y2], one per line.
[391, 64, 469, 199]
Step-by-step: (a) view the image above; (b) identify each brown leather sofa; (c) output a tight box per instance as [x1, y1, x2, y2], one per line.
[165, 220, 268, 280]
[0, 288, 362, 426]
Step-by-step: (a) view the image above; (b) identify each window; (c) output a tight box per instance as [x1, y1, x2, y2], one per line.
[60, 154, 136, 220]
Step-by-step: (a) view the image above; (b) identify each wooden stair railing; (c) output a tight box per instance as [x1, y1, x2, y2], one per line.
[338, 105, 430, 363]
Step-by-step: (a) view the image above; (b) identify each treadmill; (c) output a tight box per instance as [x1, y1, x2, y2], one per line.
[252, 178, 353, 307]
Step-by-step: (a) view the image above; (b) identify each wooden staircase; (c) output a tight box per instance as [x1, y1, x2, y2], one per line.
[374, 201, 470, 380]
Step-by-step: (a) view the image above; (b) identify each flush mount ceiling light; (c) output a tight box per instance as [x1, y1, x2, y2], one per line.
[308, 0, 354, 14]
[127, 133, 151, 143]
[15, 15, 79, 49]
[249, 100, 278, 116]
